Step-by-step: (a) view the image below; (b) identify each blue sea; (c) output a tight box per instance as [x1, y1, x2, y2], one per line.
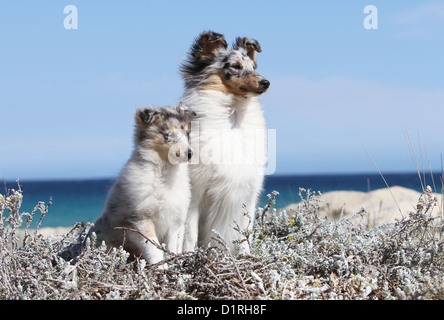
[3, 172, 439, 228]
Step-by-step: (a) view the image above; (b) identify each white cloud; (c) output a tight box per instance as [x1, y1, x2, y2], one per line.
[391, 2, 444, 40]
[394, 3, 444, 24]
[264, 75, 444, 129]
[261, 76, 444, 174]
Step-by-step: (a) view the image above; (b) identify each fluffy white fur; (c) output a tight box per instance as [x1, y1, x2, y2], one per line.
[182, 89, 267, 253]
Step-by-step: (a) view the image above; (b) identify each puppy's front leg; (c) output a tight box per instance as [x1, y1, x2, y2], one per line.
[128, 219, 166, 269]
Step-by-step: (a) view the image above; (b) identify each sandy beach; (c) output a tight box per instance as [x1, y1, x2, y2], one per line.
[15, 226, 74, 244]
[284, 185, 442, 226]
[36, 226, 74, 237]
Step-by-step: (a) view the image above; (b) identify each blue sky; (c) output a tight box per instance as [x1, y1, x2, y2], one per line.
[0, 1, 443, 180]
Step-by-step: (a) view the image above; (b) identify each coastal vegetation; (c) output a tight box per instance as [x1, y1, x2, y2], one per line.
[1, 182, 443, 300]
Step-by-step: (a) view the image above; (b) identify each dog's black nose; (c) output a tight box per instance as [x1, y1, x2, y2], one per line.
[187, 149, 193, 160]
[260, 79, 270, 89]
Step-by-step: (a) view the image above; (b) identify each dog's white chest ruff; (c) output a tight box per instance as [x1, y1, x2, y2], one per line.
[183, 90, 267, 252]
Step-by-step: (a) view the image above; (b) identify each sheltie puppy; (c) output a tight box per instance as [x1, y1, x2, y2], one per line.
[94, 106, 194, 267]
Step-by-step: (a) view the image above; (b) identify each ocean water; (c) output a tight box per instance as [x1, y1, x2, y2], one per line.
[2, 172, 438, 228]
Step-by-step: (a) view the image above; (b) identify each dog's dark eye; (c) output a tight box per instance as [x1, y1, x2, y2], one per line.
[231, 64, 242, 70]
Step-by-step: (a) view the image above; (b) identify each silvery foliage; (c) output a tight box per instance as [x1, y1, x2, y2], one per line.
[1, 183, 443, 299]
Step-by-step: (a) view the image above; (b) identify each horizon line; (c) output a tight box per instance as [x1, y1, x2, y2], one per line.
[2, 170, 442, 183]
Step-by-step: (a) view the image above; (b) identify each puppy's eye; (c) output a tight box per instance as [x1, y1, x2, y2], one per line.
[164, 133, 176, 142]
[231, 64, 242, 70]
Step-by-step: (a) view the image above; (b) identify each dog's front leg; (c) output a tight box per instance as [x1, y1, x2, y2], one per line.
[182, 203, 199, 252]
[127, 219, 167, 269]
[165, 224, 184, 254]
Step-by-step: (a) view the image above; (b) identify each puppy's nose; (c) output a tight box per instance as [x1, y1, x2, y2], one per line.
[260, 79, 270, 89]
[187, 149, 193, 160]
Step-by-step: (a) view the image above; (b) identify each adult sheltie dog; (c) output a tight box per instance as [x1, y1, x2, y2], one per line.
[180, 31, 270, 253]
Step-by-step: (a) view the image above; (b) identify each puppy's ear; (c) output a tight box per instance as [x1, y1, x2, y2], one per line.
[234, 37, 262, 62]
[135, 108, 162, 127]
[193, 31, 228, 59]
[185, 109, 197, 117]
[176, 105, 197, 117]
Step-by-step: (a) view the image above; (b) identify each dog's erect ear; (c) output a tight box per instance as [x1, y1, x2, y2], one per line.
[181, 31, 228, 83]
[135, 108, 162, 127]
[234, 37, 262, 62]
[193, 31, 228, 59]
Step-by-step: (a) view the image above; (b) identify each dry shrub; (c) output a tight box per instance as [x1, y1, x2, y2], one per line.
[1, 182, 443, 300]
